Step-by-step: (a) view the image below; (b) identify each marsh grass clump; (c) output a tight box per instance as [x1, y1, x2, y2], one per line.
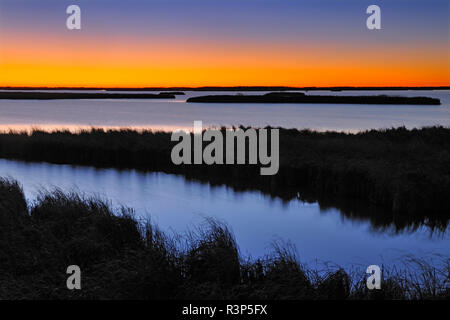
[184, 219, 240, 286]
[316, 269, 351, 300]
[31, 190, 143, 262]
[0, 126, 449, 222]
[0, 178, 448, 300]
[177, 219, 241, 299]
[250, 243, 314, 299]
[0, 178, 32, 295]
[350, 256, 449, 300]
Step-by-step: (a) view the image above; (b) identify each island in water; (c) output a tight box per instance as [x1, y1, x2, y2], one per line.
[0, 92, 176, 100]
[187, 92, 441, 105]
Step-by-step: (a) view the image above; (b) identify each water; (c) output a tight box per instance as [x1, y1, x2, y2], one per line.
[0, 159, 448, 268]
[0, 90, 449, 268]
[0, 90, 449, 132]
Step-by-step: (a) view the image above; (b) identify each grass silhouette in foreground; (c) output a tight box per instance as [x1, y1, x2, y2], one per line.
[0, 126, 449, 219]
[0, 178, 447, 300]
[187, 92, 441, 105]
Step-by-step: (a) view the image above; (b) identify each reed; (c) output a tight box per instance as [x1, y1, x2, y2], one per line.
[0, 179, 448, 300]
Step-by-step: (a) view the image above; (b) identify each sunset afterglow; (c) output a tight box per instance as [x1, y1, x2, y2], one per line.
[1, 0, 448, 87]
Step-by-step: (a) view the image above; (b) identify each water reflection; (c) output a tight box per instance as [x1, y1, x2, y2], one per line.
[315, 197, 449, 236]
[179, 172, 449, 236]
[0, 90, 449, 133]
[0, 158, 448, 267]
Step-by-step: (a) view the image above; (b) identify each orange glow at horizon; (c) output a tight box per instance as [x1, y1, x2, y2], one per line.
[1, 33, 449, 87]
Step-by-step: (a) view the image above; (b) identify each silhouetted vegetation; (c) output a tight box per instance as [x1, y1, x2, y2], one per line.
[187, 92, 441, 105]
[0, 126, 449, 223]
[0, 92, 175, 100]
[159, 91, 185, 95]
[0, 179, 447, 300]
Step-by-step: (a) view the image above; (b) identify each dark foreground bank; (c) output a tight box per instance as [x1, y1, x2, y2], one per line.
[0, 178, 447, 300]
[0, 127, 449, 218]
[187, 92, 441, 105]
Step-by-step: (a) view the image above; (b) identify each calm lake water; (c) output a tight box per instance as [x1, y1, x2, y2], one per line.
[0, 90, 449, 268]
[0, 90, 449, 132]
[0, 159, 448, 268]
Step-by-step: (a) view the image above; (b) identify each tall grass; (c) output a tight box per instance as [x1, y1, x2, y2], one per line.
[0, 126, 449, 221]
[0, 178, 448, 300]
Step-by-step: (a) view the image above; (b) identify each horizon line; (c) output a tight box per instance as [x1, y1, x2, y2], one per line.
[1, 85, 450, 91]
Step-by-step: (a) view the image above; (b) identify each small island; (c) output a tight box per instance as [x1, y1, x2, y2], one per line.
[0, 92, 176, 100]
[187, 92, 441, 105]
[159, 91, 185, 95]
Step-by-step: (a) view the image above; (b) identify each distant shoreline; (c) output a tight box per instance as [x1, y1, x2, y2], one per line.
[1, 86, 449, 92]
[187, 92, 441, 105]
[0, 90, 442, 104]
[0, 92, 176, 100]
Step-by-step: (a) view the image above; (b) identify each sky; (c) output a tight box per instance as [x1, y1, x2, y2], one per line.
[0, 0, 449, 87]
